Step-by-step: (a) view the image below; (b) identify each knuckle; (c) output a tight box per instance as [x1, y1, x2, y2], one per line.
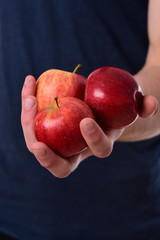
[54, 170, 71, 178]
[24, 145, 35, 156]
[39, 159, 52, 169]
[26, 144, 35, 154]
[96, 149, 111, 158]
[94, 142, 113, 159]
[21, 116, 31, 128]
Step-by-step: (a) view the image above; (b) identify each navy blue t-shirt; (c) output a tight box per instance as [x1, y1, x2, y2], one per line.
[0, 0, 160, 239]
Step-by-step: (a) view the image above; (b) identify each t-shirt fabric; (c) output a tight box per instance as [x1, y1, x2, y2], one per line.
[0, 0, 160, 239]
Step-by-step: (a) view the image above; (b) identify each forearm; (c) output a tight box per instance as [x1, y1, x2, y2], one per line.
[118, 0, 160, 142]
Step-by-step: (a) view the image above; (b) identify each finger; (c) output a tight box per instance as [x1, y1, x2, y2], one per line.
[21, 75, 38, 150]
[31, 142, 77, 178]
[139, 95, 158, 118]
[80, 118, 113, 158]
[21, 75, 36, 99]
[21, 96, 38, 150]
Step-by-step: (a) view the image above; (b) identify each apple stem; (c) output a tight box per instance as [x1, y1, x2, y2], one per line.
[55, 96, 59, 108]
[73, 64, 82, 73]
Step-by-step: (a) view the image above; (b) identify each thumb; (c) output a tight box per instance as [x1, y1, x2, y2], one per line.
[80, 118, 113, 158]
[139, 95, 158, 118]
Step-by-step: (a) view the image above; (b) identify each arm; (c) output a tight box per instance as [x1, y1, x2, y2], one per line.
[118, 0, 160, 142]
[21, 0, 156, 178]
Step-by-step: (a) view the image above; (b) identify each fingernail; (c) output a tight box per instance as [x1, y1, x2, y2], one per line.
[24, 98, 35, 110]
[25, 76, 32, 86]
[82, 121, 95, 133]
[33, 149, 47, 158]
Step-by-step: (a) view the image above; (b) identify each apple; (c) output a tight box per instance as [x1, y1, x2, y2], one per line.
[36, 64, 87, 111]
[85, 66, 144, 131]
[34, 97, 94, 158]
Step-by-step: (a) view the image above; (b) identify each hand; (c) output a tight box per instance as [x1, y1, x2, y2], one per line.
[21, 75, 124, 178]
[118, 69, 159, 142]
[21, 75, 157, 178]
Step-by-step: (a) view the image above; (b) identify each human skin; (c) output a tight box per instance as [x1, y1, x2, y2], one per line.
[21, 0, 159, 178]
[118, 0, 160, 141]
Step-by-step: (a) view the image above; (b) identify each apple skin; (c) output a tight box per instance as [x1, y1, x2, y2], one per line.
[34, 97, 94, 158]
[85, 66, 144, 131]
[36, 69, 87, 111]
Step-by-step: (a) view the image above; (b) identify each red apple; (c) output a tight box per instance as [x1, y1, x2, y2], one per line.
[36, 65, 87, 111]
[85, 66, 144, 131]
[34, 97, 94, 158]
